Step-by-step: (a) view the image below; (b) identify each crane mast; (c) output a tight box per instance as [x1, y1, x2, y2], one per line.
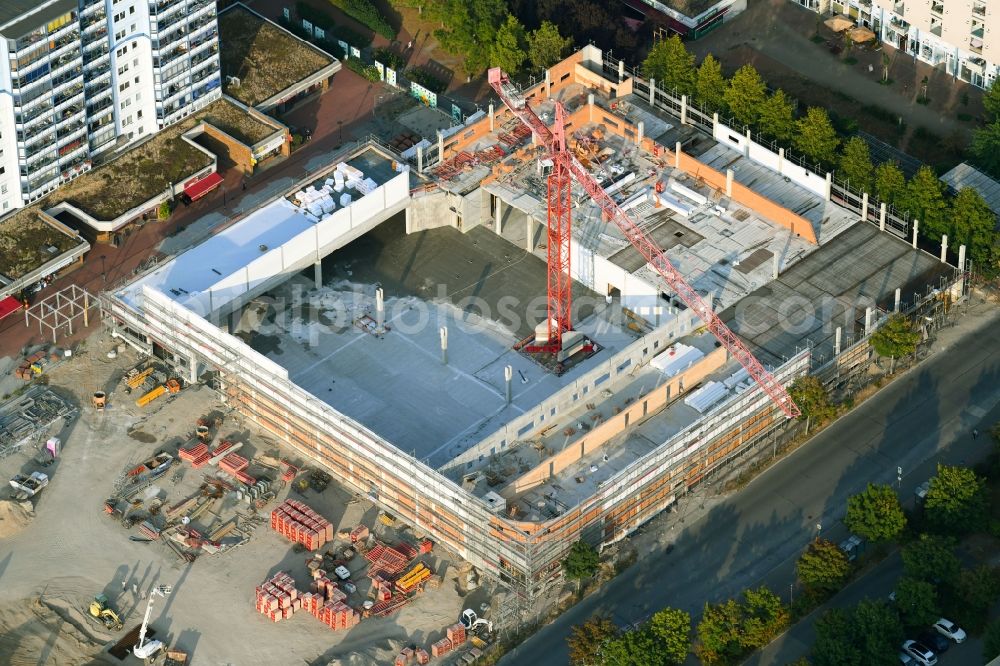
[487, 68, 801, 419]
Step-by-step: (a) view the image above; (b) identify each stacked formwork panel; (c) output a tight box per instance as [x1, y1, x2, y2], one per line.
[103, 269, 810, 599]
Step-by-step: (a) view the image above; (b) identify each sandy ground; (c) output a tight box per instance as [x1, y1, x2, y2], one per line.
[0, 329, 478, 665]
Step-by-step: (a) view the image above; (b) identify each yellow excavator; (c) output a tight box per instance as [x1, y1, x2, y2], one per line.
[88, 593, 123, 631]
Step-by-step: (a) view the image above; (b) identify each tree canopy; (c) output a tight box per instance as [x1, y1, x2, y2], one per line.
[567, 616, 619, 665]
[925, 464, 989, 534]
[563, 540, 600, 580]
[603, 627, 661, 666]
[490, 14, 528, 74]
[648, 607, 692, 665]
[984, 617, 1000, 664]
[902, 165, 949, 240]
[642, 35, 695, 96]
[794, 107, 840, 164]
[788, 376, 836, 426]
[869, 313, 920, 359]
[695, 55, 727, 111]
[724, 65, 767, 127]
[844, 483, 907, 542]
[893, 577, 939, 628]
[971, 122, 1000, 179]
[951, 565, 1000, 632]
[696, 587, 788, 664]
[950, 187, 1000, 275]
[526, 21, 572, 72]
[901, 534, 960, 585]
[757, 90, 796, 142]
[429, 0, 508, 74]
[874, 161, 907, 206]
[839, 137, 874, 193]
[813, 600, 902, 666]
[797, 538, 851, 593]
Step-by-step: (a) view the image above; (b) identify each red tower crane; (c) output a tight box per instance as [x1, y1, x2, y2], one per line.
[487, 68, 801, 419]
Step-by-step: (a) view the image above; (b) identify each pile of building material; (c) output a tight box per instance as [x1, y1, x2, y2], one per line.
[270, 499, 333, 550]
[447, 623, 467, 646]
[254, 571, 301, 622]
[178, 442, 211, 468]
[431, 638, 454, 658]
[13, 348, 63, 380]
[302, 576, 360, 631]
[219, 453, 254, 485]
[395, 563, 432, 594]
[365, 542, 411, 578]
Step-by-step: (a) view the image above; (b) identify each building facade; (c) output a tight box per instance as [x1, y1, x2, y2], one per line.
[0, 0, 221, 214]
[790, 0, 997, 89]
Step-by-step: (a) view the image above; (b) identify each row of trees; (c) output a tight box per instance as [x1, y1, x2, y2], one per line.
[971, 82, 1000, 179]
[567, 609, 692, 666]
[642, 36, 1000, 275]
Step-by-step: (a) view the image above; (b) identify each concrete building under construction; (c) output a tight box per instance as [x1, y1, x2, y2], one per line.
[101, 47, 960, 599]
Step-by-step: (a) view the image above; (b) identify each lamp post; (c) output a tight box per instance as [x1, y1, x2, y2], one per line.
[100, 254, 106, 283]
[338, 120, 344, 145]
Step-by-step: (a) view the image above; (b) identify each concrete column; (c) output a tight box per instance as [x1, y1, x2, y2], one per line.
[825, 172, 832, 201]
[526, 216, 535, 252]
[649, 78, 656, 105]
[544, 70, 551, 98]
[488, 103, 495, 131]
[675, 141, 681, 169]
[505, 365, 513, 405]
[958, 244, 967, 271]
[618, 59, 625, 82]
[894, 288, 901, 312]
[437, 130, 444, 160]
[229, 308, 240, 334]
[494, 197, 503, 235]
[725, 169, 734, 198]
[879, 202, 887, 231]
[588, 93, 595, 122]
[834, 326, 842, 356]
[680, 94, 688, 125]
[83, 292, 89, 328]
[912, 219, 919, 249]
[712, 112, 719, 135]
[864, 307, 874, 336]
[416, 145, 424, 174]
[189, 353, 198, 384]
[777, 147, 784, 175]
[744, 128, 751, 157]
[375, 288, 385, 333]
[636, 121, 644, 147]
[772, 254, 780, 279]
[940, 234, 949, 262]
[440, 327, 448, 365]
[860, 192, 869, 222]
[314, 260, 322, 288]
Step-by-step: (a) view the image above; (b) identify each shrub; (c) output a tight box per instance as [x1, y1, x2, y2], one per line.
[329, 0, 394, 40]
[406, 68, 446, 93]
[157, 200, 172, 221]
[296, 2, 370, 47]
[374, 47, 406, 71]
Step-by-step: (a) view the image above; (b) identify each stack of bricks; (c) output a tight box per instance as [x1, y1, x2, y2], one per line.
[394, 648, 414, 666]
[254, 572, 301, 622]
[270, 500, 333, 550]
[349, 524, 369, 543]
[431, 638, 453, 657]
[414, 648, 430, 665]
[446, 623, 467, 647]
[306, 570, 360, 630]
[280, 460, 298, 482]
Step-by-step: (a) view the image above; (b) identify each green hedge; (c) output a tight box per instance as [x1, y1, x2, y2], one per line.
[295, 2, 370, 47]
[344, 57, 382, 82]
[406, 68, 445, 94]
[374, 47, 405, 71]
[329, 0, 394, 40]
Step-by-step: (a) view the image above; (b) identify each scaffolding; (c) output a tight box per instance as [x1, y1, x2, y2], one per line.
[24, 284, 98, 344]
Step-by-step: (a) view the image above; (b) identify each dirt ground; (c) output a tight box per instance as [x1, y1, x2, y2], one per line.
[0, 329, 485, 665]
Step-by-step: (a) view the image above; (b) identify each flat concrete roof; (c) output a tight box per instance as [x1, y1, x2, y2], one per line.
[245, 218, 639, 467]
[0, 0, 74, 39]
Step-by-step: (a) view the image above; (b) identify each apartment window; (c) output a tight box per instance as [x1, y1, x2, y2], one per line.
[1, 185, 6, 195]
[117, 64, 129, 75]
[115, 29, 125, 40]
[130, 24, 136, 32]
[129, 6, 136, 14]
[134, 76, 139, 84]
[114, 11, 125, 21]
[137, 109, 143, 119]
[133, 58, 139, 67]
[118, 81, 130, 92]
[0, 167, 5, 175]
[116, 47, 125, 57]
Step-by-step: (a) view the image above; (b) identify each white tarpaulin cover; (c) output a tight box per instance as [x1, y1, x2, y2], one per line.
[650, 343, 705, 377]
[684, 381, 728, 414]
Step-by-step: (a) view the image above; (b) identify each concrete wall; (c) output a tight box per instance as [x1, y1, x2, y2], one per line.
[406, 189, 462, 233]
[506, 345, 728, 494]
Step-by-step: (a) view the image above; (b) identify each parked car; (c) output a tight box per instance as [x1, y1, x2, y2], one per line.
[917, 630, 949, 653]
[902, 640, 938, 666]
[933, 617, 967, 643]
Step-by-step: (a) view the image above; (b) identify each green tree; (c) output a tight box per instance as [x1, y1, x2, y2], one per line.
[433, 0, 507, 74]
[794, 107, 840, 164]
[951, 565, 1000, 631]
[757, 90, 796, 142]
[869, 314, 920, 359]
[489, 14, 528, 74]
[563, 540, 600, 580]
[157, 200, 171, 221]
[813, 608, 862, 666]
[971, 122, 1000, 178]
[740, 586, 789, 650]
[696, 599, 744, 665]
[567, 616, 619, 665]
[839, 137, 874, 193]
[603, 627, 661, 666]
[845, 483, 907, 542]
[950, 186, 1000, 274]
[642, 35, 695, 96]
[648, 607, 692, 664]
[797, 539, 851, 593]
[695, 55, 727, 111]
[893, 577, 939, 628]
[788, 376, 835, 433]
[983, 80, 1000, 121]
[902, 165, 949, 239]
[925, 464, 989, 534]
[874, 161, 907, 206]
[526, 21, 571, 72]
[984, 617, 1000, 664]
[851, 599, 904, 665]
[901, 534, 960, 585]
[723, 65, 767, 127]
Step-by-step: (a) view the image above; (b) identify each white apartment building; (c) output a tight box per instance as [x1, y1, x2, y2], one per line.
[0, 0, 221, 214]
[790, 0, 997, 89]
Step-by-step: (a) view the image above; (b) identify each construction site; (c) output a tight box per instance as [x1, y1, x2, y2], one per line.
[0, 45, 966, 664]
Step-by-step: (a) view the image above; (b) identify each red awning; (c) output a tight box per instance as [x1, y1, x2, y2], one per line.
[184, 172, 224, 201]
[0, 296, 23, 321]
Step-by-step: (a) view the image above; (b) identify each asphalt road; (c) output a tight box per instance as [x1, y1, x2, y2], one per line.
[500, 307, 1000, 666]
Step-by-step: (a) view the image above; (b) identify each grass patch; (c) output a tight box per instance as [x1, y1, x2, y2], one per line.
[219, 5, 335, 107]
[201, 100, 281, 145]
[0, 210, 80, 279]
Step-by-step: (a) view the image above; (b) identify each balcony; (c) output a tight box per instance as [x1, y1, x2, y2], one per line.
[189, 29, 217, 52]
[18, 103, 54, 127]
[156, 9, 186, 34]
[972, 3, 985, 17]
[53, 87, 84, 113]
[157, 46, 189, 68]
[21, 118, 54, 142]
[930, 1, 943, 15]
[84, 62, 111, 82]
[57, 120, 86, 140]
[893, 0, 904, 14]
[83, 26, 108, 46]
[50, 55, 82, 81]
[25, 133, 56, 157]
[87, 96, 113, 116]
[82, 11, 107, 30]
[931, 22, 943, 36]
[154, 0, 187, 16]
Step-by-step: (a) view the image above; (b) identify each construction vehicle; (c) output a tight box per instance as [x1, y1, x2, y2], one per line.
[460, 609, 493, 634]
[88, 593, 123, 631]
[133, 584, 172, 660]
[487, 67, 800, 418]
[9, 471, 48, 499]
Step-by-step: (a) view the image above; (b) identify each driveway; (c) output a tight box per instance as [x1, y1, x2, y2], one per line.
[499, 302, 1000, 665]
